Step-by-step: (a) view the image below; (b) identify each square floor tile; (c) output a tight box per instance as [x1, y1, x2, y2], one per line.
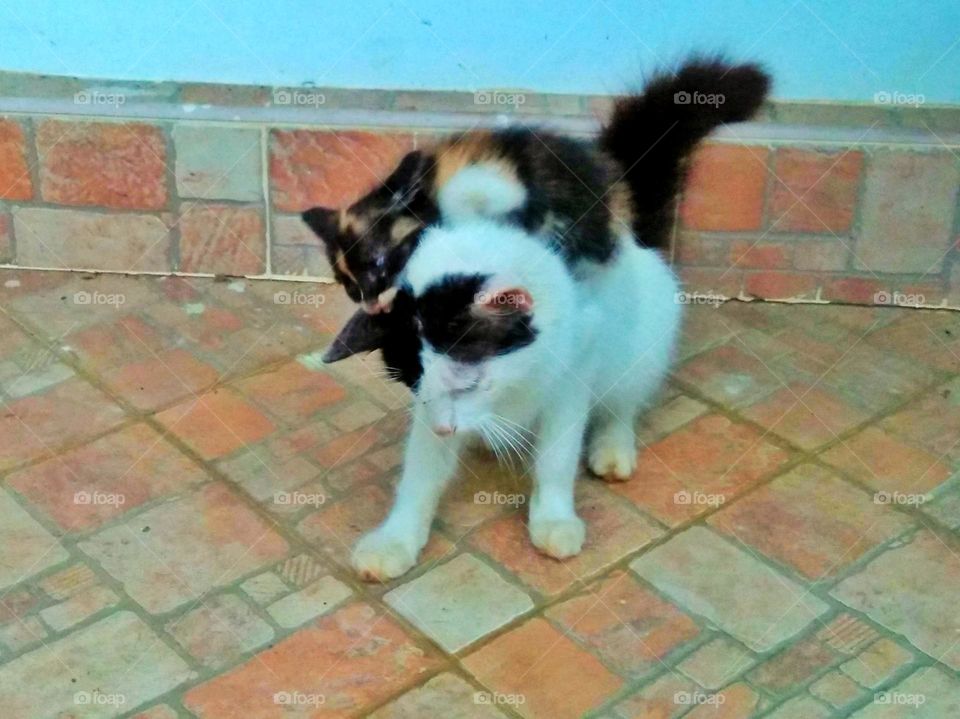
[463, 617, 623, 719]
[0, 611, 194, 718]
[8, 423, 208, 532]
[631, 527, 829, 652]
[832, 530, 960, 670]
[183, 602, 442, 718]
[709, 463, 914, 580]
[0, 489, 69, 591]
[611, 413, 792, 527]
[385, 553, 533, 653]
[79, 483, 289, 613]
[155, 388, 276, 460]
[546, 569, 700, 678]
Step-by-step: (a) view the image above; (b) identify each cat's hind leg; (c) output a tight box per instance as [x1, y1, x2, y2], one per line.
[586, 399, 638, 482]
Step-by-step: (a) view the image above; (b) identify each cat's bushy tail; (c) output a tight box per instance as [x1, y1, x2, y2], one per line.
[599, 56, 771, 250]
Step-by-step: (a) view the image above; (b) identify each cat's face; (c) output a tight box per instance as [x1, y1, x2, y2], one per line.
[322, 274, 539, 435]
[414, 275, 537, 435]
[302, 151, 436, 313]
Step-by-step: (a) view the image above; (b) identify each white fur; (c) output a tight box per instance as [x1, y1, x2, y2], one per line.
[437, 164, 528, 224]
[352, 220, 682, 581]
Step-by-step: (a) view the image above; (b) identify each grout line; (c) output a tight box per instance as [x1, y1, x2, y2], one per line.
[260, 126, 272, 276]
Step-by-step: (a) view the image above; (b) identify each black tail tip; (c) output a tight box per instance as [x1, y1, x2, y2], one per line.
[670, 56, 772, 122]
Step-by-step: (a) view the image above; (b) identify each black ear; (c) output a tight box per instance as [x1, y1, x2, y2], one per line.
[322, 309, 388, 363]
[384, 150, 427, 202]
[301, 207, 339, 248]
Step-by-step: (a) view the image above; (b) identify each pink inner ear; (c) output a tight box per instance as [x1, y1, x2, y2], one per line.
[480, 287, 534, 314]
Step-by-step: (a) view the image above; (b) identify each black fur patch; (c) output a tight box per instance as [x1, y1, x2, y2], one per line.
[416, 273, 538, 363]
[599, 56, 770, 249]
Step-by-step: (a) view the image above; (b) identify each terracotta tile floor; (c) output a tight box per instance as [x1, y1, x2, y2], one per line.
[1, 269, 959, 718]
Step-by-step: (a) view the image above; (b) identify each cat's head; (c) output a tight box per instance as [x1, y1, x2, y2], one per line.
[323, 220, 573, 436]
[302, 150, 437, 313]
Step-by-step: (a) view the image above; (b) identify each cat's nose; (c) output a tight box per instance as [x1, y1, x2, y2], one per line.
[433, 424, 456, 437]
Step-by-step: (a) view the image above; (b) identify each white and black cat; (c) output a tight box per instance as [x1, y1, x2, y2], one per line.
[335, 218, 681, 581]
[318, 57, 771, 581]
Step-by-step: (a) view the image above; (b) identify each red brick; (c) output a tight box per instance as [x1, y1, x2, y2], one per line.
[0, 119, 32, 200]
[742, 383, 870, 450]
[235, 361, 347, 423]
[675, 267, 743, 299]
[178, 205, 265, 275]
[546, 570, 700, 676]
[822, 426, 952, 495]
[728, 240, 792, 269]
[770, 148, 863, 233]
[674, 231, 731, 266]
[103, 348, 220, 411]
[709, 464, 913, 580]
[680, 144, 769, 231]
[463, 618, 623, 719]
[155, 388, 276, 459]
[7, 423, 207, 532]
[820, 276, 886, 305]
[743, 271, 818, 299]
[610, 414, 792, 527]
[184, 602, 441, 718]
[0, 378, 126, 471]
[793, 238, 850, 271]
[270, 130, 413, 211]
[36, 120, 167, 210]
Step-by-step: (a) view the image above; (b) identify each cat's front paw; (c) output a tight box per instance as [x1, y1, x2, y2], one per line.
[529, 516, 586, 559]
[352, 529, 419, 582]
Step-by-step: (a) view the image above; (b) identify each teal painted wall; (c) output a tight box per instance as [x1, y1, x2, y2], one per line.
[1, 1, 957, 103]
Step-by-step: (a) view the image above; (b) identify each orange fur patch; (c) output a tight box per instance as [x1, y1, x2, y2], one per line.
[607, 180, 635, 235]
[390, 216, 422, 245]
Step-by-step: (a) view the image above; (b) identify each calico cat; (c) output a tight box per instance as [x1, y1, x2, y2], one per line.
[343, 218, 682, 581]
[302, 56, 770, 315]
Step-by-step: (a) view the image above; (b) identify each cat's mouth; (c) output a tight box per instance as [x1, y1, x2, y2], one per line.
[362, 286, 399, 314]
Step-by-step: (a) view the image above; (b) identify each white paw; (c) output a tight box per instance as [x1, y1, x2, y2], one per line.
[529, 516, 586, 559]
[352, 529, 419, 582]
[587, 439, 636, 481]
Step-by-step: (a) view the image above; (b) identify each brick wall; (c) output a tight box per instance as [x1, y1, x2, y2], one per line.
[0, 97, 958, 308]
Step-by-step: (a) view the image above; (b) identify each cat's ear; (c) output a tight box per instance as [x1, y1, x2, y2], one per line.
[301, 207, 339, 249]
[476, 287, 534, 316]
[322, 309, 387, 363]
[385, 150, 427, 202]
